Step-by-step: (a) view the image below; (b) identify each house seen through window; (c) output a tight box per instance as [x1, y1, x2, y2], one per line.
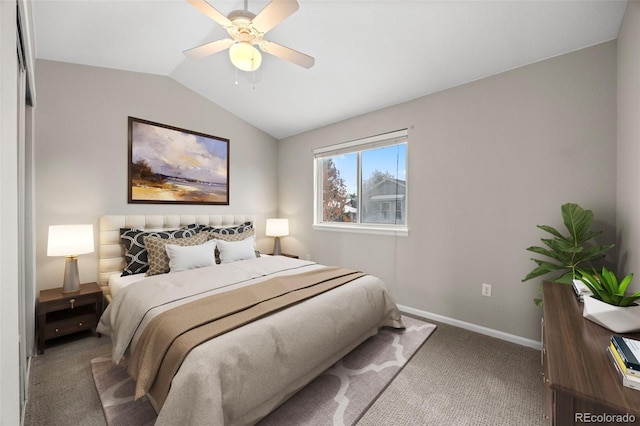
[313, 129, 408, 235]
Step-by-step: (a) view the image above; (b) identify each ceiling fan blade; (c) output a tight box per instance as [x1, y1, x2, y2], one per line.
[184, 38, 234, 59]
[252, 0, 299, 34]
[187, 0, 232, 28]
[260, 40, 314, 69]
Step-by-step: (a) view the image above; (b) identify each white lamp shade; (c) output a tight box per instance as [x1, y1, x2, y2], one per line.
[265, 218, 289, 237]
[229, 42, 262, 72]
[47, 224, 95, 257]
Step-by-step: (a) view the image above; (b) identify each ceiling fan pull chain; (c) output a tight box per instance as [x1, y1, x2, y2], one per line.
[251, 48, 257, 89]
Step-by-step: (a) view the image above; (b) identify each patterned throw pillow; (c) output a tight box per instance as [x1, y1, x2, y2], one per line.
[208, 229, 260, 263]
[144, 232, 209, 276]
[198, 221, 253, 235]
[120, 225, 199, 276]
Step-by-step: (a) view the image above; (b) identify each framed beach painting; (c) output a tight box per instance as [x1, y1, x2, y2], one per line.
[128, 117, 229, 205]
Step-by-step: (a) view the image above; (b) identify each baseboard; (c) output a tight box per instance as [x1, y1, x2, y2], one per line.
[398, 304, 542, 350]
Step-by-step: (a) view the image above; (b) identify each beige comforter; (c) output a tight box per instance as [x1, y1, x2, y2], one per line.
[97, 256, 404, 425]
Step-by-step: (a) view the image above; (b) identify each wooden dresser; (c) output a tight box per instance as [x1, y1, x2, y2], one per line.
[542, 282, 640, 424]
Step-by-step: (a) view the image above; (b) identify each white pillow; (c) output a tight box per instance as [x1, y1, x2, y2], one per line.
[166, 239, 217, 272]
[217, 236, 256, 263]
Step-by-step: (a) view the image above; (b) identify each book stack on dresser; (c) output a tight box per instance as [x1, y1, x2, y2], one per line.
[607, 335, 640, 391]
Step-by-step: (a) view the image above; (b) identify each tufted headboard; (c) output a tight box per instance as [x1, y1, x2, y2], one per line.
[98, 214, 255, 288]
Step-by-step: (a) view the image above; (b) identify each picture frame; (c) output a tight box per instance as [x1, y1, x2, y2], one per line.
[128, 117, 229, 205]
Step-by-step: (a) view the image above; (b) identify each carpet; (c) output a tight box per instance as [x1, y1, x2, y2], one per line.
[91, 316, 436, 426]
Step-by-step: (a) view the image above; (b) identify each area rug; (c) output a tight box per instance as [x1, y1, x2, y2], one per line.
[91, 316, 435, 426]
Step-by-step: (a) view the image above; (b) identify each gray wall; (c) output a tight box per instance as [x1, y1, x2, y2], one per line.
[278, 41, 617, 342]
[34, 60, 279, 291]
[33, 34, 627, 344]
[617, 2, 640, 288]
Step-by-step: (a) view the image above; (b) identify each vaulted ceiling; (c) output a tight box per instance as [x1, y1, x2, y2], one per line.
[31, 0, 627, 139]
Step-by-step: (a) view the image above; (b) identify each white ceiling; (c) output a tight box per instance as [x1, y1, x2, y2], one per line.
[31, 0, 627, 140]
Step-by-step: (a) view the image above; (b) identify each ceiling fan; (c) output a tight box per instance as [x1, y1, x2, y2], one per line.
[184, 0, 315, 72]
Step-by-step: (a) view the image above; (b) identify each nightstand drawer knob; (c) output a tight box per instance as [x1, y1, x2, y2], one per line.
[78, 322, 82, 327]
[55, 328, 59, 333]
[69, 299, 75, 309]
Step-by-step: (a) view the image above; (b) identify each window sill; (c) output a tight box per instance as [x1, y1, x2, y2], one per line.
[312, 223, 409, 237]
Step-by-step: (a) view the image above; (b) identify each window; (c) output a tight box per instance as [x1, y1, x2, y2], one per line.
[313, 129, 408, 236]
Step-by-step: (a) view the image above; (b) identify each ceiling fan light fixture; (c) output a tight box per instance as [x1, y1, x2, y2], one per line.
[185, 0, 314, 70]
[229, 42, 262, 72]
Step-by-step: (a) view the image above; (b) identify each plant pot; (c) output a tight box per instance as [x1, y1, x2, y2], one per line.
[583, 296, 640, 333]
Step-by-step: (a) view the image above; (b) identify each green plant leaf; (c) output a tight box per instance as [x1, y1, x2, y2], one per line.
[573, 244, 614, 263]
[538, 240, 576, 265]
[599, 267, 616, 295]
[600, 293, 616, 304]
[525, 245, 560, 259]
[522, 259, 565, 281]
[578, 269, 602, 296]
[620, 292, 640, 307]
[562, 203, 594, 243]
[553, 271, 575, 284]
[618, 273, 635, 295]
[541, 238, 582, 255]
[536, 224, 564, 239]
[581, 230, 604, 241]
[525, 245, 572, 265]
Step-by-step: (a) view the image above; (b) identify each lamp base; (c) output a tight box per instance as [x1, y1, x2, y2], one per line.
[272, 237, 282, 256]
[62, 256, 80, 293]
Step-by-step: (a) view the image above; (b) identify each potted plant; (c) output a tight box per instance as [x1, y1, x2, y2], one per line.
[578, 267, 640, 333]
[522, 203, 614, 306]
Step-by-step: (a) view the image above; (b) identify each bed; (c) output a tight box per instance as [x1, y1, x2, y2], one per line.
[96, 214, 404, 425]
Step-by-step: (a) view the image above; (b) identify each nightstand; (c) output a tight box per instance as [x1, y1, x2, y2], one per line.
[38, 282, 103, 354]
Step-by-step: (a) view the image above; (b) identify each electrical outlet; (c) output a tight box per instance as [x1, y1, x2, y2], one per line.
[481, 283, 492, 297]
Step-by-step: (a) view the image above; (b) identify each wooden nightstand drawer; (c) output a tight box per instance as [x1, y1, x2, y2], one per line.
[45, 294, 98, 313]
[44, 312, 97, 338]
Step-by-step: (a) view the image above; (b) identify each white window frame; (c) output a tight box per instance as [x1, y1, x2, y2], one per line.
[313, 129, 409, 237]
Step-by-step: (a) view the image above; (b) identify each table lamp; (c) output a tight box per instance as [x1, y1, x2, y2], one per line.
[47, 224, 94, 293]
[265, 218, 289, 256]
